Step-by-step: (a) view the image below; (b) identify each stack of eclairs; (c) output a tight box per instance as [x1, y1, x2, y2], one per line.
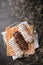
[8, 22, 34, 58]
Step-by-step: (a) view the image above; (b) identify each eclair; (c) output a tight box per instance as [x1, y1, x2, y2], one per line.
[9, 38, 24, 58]
[14, 31, 28, 50]
[18, 24, 33, 43]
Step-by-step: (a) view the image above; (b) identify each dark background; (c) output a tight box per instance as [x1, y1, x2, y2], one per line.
[0, 0, 43, 65]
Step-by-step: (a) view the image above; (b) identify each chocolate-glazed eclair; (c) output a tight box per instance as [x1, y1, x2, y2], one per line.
[14, 31, 28, 50]
[18, 24, 33, 43]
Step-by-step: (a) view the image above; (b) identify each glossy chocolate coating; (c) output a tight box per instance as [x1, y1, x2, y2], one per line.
[14, 31, 28, 50]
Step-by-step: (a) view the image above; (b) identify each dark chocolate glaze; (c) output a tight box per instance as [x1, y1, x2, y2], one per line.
[14, 31, 28, 50]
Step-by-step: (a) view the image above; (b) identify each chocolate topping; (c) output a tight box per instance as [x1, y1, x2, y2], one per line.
[14, 31, 28, 50]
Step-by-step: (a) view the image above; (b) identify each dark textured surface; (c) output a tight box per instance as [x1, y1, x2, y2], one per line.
[0, 0, 43, 65]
